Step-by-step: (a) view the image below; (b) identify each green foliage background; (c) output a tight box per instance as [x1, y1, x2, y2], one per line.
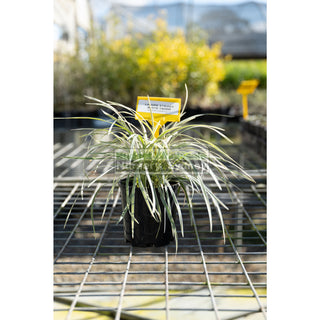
[220, 59, 266, 89]
[54, 19, 266, 112]
[54, 19, 225, 111]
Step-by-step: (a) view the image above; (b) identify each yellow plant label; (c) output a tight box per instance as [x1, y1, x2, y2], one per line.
[236, 79, 259, 95]
[135, 96, 181, 137]
[236, 79, 259, 120]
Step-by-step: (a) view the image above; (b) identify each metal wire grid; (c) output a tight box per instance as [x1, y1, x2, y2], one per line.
[54, 141, 266, 320]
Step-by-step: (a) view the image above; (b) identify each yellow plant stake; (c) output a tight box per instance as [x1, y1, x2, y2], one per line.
[236, 79, 259, 120]
[135, 96, 181, 137]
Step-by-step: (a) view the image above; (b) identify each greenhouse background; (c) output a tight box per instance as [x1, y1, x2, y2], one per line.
[54, 0, 266, 120]
[54, 0, 266, 58]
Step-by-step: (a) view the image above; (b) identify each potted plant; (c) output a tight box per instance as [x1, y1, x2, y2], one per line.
[60, 88, 254, 249]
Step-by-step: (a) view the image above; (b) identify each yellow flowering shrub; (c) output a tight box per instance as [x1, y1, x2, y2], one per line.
[54, 18, 226, 110]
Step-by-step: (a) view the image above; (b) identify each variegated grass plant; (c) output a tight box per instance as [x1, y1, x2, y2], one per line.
[62, 88, 254, 249]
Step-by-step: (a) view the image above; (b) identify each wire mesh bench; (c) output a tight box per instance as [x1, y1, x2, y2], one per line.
[54, 136, 267, 320]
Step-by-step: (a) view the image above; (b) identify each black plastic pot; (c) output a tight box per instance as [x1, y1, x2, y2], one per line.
[119, 179, 178, 247]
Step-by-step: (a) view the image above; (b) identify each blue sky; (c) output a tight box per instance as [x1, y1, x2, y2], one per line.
[91, 0, 266, 13]
[110, 0, 266, 4]
[91, 0, 266, 23]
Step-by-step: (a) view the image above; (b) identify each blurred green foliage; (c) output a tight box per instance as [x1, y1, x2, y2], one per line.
[54, 18, 266, 112]
[220, 59, 266, 89]
[54, 52, 88, 110]
[54, 19, 226, 111]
